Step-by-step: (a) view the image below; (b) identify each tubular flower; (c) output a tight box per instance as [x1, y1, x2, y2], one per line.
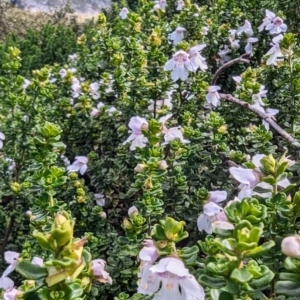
[91, 259, 112, 284]
[237, 20, 254, 37]
[229, 29, 240, 49]
[67, 156, 88, 175]
[169, 27, 186, 45]
[265, 34, 284, 66]
[258, 9, 276, 32]
[176, 0, 184, 10]
[265, 16, 287, 35]
[245, 37, 258, 54]
[119, 7, 129, 19]
[188, 44, 207, 72]
[205, 86, 221, 107]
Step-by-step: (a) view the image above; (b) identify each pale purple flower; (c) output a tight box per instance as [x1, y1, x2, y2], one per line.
[139, 257, 205, 300]
[230, 154, 290, 199]
[245, 37, 258, 54]
[94, 193, 105, 206]
[0, 277, 14, 291]
[164, 50, 192, 81]
[23, 79, 30, 89]
[169, 27, 186, 45]
[162, 127, 190, 145]
[90, 82, 100, 100]
[266, 17, 287, 35]
[2, 252, 19, 278]
[3, 288, 19, 300]
[123, 117, 148, 150]
[176, 0, 184, 10]
[128, 206, 139, 217]
[258, 9, 276, 32]
[91, 102, 105, 117]
[188, 44, 208, 72]
[206, 86, 221, 107]
[68, 54, 78, 62]
[0, 132, 5, 149]
[218, 45, 231, 64]
[91, 259, 112, 284]
[119, 7, 129, 19]
[251, 101, 279, 131]
[265, 34, 284, 66]
[67, 156, 88, 175]
[197, 191, 227, 234]
[229, 29, 240, 49]
[71, 77, 81, 98]
[31, 257, 44, 267]
[154, 0, 166, 10]
[252, 85, 268, 106]
[59, 68, 67, 78]
[237, 20, 254, 37]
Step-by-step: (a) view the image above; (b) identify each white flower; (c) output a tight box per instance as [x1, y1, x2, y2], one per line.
[2, 252, 19, 278]
[229, 29, 240, 49]
[91, 259, 112, 284]
[237, 20, 254, 37]
[0, 132, 5, 149]
[159, 113, 173, 133]
[162, 127, 190, 145]
[197, 191, 227, 234]
[148, 96, 173, 112]
[95, 193, 105, 206]
[119, 7, 129, 19]
[128, 206, 139, 217]
[0, 277, 14, 290]
[176, 0, 184, 10]
[3, 288, 19, 300]
[245, 37, 258, 54]
[265, 34, 284, 66]
[206, 86, 221, 107]
[233, 76, 242, 84]
[252, 85, 268, 106]
[230, 154, 290, 199]
[90, 82, 100, 100]
[169, 27, 186, 45]
[23, 79, 31, 89]
[123, 117, 148, 150]
[59, 68, 67, 78]
[106, 106, 120, 116]
[67, 156, 88, 175]
[68, 54, 78, 62]
[258, 9, 276, 32]
[281, 235, 300, 259]
[202, 26, 209, 35]
[71, 77, 81, 98]
[265, 17, 287, 35]
[218, 46, 231, 64]
[31, 257, 44, 267]
[139, 257, 205, 300]
[188, 44, 208, 72]
[251, 101, 279, 131]
[164, 50, 192, 82]
[91, 102, 105, 117]
[154, 0, 166, 10]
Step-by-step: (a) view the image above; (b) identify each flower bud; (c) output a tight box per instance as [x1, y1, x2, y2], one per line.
[158, 160, 168, 170]
[100, 211, 107, 219]
[54, 213, 67, 226]
[128, 206, 139, 217]
[134, 163, 146, 173]
[281, 235, 300, 259]
[122, 218, 133, 230]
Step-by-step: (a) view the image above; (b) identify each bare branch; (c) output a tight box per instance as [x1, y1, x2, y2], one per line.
[211, 54, 250, 85]
[219, 93, 297, 145]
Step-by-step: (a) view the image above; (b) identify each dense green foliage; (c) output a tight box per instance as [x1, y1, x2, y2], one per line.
[1, 0, 300, 299]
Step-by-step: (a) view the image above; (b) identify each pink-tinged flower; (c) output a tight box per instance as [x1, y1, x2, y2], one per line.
[67, 156, 88, 175]
[230, 154, 290, 199]
[2, 252, 19, 278]
[266, 17, 287, 35]
[90, 102, 105, 117]
[139, 257, 205, 300]
[176, 0, 184, 10]
[164, 50, 192, 82]
[3, 288, 19, 300]
[265, 34, 284, 66]
[161, 127, 190, 145]
[237, 20, 254, 37]
[71, 77, 81, 98]
[123, 117, 148, 150]
[197, 191, 227, 234]
[59, 68, 67, 78]
[128, 206, 139, 217]
[91, 259, 112, 284]
[0, 132, 5, 149]
[169, 27, 186, 45]
[251, 101, 279, 131]
[258, 9, 276, 32]
[90, 82, 100, 100]
[119, 7, 129, 19]
[206, 86, 221, 107]
[31, 257, 44, 267]
[188, 44, 207, 72]
[159, 113, 173, 133]
[95, 193, 105, 206]
[154, 0, 166, 10]
[252, 85, 268, 106]
[281, 236, 300, 259]
[229, 29, 240, 49]
[245, 37, 258, 54]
